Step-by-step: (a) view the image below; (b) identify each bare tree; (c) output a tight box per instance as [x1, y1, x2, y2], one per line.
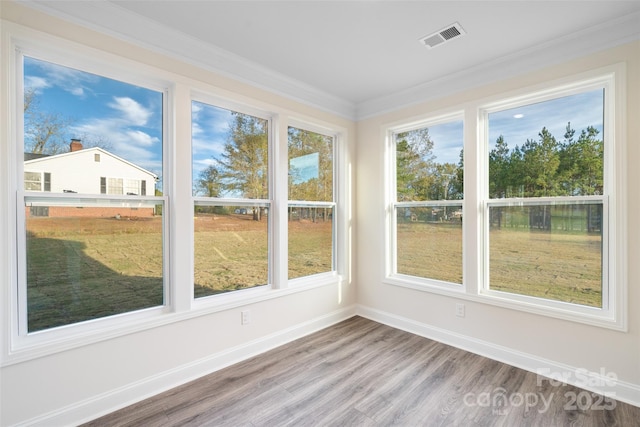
[24, 88, 73, 155]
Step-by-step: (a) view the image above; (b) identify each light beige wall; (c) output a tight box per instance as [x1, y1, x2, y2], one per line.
[356, 40, 640, 387]
[0, 3, 356, 425]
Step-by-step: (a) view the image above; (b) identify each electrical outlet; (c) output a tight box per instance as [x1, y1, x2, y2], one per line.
[241, 310, 251, 325]
[455, 303, 465, 318]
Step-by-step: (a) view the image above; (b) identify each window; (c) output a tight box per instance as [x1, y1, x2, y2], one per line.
[192, 100, 270, 298]
[44, 172, 51, 192]
[386, 68, 624, 328]
[389, 116, 464, 285]
[19, 55, 165, 333]
[288, 126, 335, 280]
[107, 177, 124, 195]
[6, 32, 348, 362]
[24, 171, 46, 191]
[484, 88, 607, 308]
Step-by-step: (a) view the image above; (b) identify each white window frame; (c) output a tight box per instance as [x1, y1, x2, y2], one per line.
[385, 111, 466, 293]
[6, 30, 173, 359]
[286, 120, 339, 285]
[24, 171, 45, 191]
[0, 22, 350, 365]
[385, 65, 626, 330]
[190, 93, 275, 305]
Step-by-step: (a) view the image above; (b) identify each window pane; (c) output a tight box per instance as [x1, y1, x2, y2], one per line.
[24, 171, 41, 191]
[192, 102, 268, 199]
[489, 203, 602, 307]
[288, 127, 333, 202]
[194, 204, 268, 297]
[395, 205, 462, 283]
[488, 89, 604, 199]
[23, 57, 163, 195]
[21, 56, 165, 332]
[394, 121, 463, 202]
[288, 205, 333, 279]
[25, 201, 164, 332]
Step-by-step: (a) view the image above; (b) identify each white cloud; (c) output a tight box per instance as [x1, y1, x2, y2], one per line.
[24, 76, 50, 92]
[127, 130, 157, 147]
[109, 97, 152, 126]
[192, 136, 225, 158]
[71, 118, 159, 172]
[192, 120, 204, 137]
[26, 57, 96, 97]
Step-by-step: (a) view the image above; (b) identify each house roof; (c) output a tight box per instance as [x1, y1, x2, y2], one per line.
[23, 152, 50, 161]
[24, 147, 158, 180]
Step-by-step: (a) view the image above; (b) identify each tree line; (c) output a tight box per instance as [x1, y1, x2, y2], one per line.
[196, 117, 333, 201]
[396, 122, 603, 202]
[195, 115, 334, 221]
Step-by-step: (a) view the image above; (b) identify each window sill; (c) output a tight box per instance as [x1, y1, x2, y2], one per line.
[2, 276, 344, 367]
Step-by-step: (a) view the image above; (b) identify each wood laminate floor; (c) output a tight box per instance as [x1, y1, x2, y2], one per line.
[84, 317, 640, 426]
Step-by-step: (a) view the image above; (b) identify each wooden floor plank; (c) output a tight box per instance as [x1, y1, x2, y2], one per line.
[83, 317, 640, 426]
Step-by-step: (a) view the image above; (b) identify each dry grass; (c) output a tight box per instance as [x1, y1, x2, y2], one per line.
[26, 214, 333, 330]
[489, 228, 601, 307]
[25, 215, 601, 332]
[396, 220, 601, 307]
[26, 217, 163, 331]
[397, 221, 463, 284]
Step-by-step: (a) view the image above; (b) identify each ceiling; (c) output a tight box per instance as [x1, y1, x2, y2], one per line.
[17, 1, 640, 119]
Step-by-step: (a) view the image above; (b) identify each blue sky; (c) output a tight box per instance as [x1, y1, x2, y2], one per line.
[25, 56, 604, 188]
[488, 89, 604, 153]
[191, 101, 231, 183]
[24, 56, 164, 184]
[413, 89, 604, 165]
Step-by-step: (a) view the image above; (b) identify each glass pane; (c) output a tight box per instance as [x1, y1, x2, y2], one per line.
[394, 120, 463, 202]
[194, 204, 269, 297]
[25, 203, 164, 332]
[24, 171, 42, 191]
[288, 205, 333, 279]
[23, 56, 163, 195]
[288, 127, 333, 202]
[489, 203, 602, 307]
[192, 102, 269, 199]
[395, 205, 463, 284]
[488, 89, 604, 199]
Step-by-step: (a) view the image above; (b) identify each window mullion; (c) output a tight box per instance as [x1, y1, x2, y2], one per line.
[465, 107, 481, 296]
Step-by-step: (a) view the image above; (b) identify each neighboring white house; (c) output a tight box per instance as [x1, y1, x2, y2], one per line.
[23, 140, 158, 217]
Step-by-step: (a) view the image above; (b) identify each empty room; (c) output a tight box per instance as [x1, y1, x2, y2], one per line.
[1, 1, 639, 425]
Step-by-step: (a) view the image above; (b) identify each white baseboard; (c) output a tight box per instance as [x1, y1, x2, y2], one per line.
[18, 305, 357, 427]
[17, 304, 639, 426]
[356, 304, 640, 408]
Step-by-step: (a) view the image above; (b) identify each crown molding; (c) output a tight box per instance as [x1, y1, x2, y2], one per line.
[356, 11, 640, 120]
[15, 0, 358, 120]
[11, 2, 640, 122]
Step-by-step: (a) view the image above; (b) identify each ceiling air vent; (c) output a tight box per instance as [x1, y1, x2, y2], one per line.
[419, 22, 465, 49]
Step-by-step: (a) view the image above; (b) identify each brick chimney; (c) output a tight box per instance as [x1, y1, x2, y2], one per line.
[70, 138, 83, 152]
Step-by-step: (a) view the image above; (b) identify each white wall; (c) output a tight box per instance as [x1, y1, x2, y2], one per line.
[356, 40, 640, 404]
[2, 1, 639, 425]
[0, 3, 356, 425]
